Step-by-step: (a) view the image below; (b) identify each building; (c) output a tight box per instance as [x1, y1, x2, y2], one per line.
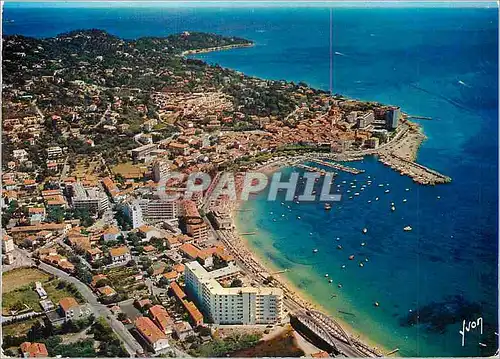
[138, 225, 163, 242]
[153, 160, 170, 183]
[109, 246, 131, 265]
[356, 111, 375, 128]
[183, 200, 208, 242]
[149, 305, 174, 335]
[132, 143, 159, 163]
[126, 198, 179, 226]
[69, 182, 109, 213]
[134, 316, 170, 353]
[124, 201, 144, 229]
[2, 233, 15, 264]
[13, 149, 29, 163]
[46, 297, 92, 325]
[184, 261, 283, 325]
[365, 137, 380, 149]
[47, 146, 63, 159]
[385, 106, 400, 130]
[103, 226, 121, 242]
[173, 322, 194, 341]
[20, 342, 48, 358]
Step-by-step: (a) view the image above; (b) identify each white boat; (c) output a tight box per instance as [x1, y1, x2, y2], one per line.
[313, 249, 318, 253]
[405, 188, 410, 191]
[378, 184, 384, 187]
[359, 262, 364, 267]
[385, 189, 390, 193]
[328, 279, 333, 283]
[368, 200, 372, 203]
[391, 206, 396, 211]
[354, 193, 360, 196]
[341, 265, 346, 269]
[404, 226, 413, 231]
[361, 242, 365, 246]
[391, 202, 395, 206]
[362, 228, 368, 234]
[297, 216, 301, 220]
[375, 197, 379, 201]
[437, 195, 441, 199]
[336, 237, 340, 241]
[325, 274, 329, 277]
[403, 199, 407, 203]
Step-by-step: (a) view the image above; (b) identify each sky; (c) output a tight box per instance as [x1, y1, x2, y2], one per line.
[2, 1, 498, 8]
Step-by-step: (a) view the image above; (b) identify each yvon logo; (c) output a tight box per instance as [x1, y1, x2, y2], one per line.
[459, 317, 483, 347]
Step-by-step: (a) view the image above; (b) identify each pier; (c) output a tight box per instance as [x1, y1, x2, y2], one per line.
[379, 153, 451, 185]
[294, 163, 335, 176]
[308, 158, 365, 175]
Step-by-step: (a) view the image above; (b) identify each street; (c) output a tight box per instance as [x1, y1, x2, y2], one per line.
[37, 262, 144, 356]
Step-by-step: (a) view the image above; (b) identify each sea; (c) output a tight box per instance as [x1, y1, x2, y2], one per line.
[3, 3, 498, 357]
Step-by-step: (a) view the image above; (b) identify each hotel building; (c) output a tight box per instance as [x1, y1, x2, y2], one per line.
[184, 261, 283, 325]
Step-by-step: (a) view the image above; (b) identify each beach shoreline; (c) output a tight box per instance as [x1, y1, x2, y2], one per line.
[181, 42, 254, 57]
[228, 185, 392, 357]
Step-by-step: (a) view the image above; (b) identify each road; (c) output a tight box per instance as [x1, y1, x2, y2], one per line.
[37, 262, 143, 356]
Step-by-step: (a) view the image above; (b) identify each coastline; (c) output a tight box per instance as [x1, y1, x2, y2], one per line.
[228, 189, 392, 357]
[181, 42, 254, 56]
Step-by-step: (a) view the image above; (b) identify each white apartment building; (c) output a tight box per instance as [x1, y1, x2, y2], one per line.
[47, 146, 63, 159]
[184, 261, 283, 325]
[125, 199, 178, 227]
[70, 183, 109, 213]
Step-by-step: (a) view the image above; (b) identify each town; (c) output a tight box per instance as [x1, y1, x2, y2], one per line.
[2, 29, 450, 358]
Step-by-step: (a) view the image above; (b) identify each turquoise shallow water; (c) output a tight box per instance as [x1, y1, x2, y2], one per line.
[4, 4, 498, 356]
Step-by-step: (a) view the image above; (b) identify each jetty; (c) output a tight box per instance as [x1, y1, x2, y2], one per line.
[295, 163, 336, 176]
[308, 158, 365, 175]
[379, 153, 451, 185]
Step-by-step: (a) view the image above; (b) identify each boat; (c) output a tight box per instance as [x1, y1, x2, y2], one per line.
[391, 202, 395, 206]
[297, 216, 301, 220]
[375, 197, 379, 201]
[378, 184, 384, 187]
[338, 284, 343, 288]
[362, 228, 368, 234]
[272, 219, 276, 222]
[349, 196, 353, 199]
[313, 249, 318, 253]
[365, 258, 369, 262]
[368, 200, 372, 203]
[359, 262, 364, 267]
[404, 226, 413, 231]
[324, 203, 332, 210]
[325, 274, 329, 277]
[281, 214, 285, 217]
[403, 199, 407, 203]
[336, 237, 340, 241]
[385, 189, 390, 193]
[337, 245, 342, 250]
[374, 302, 380, 307]
[341, 265, 346, 269]
[391, 206, 396, 211]
[437, 195, 441, 199]
[354, 192, 360, 196]
[349, 255, 355, 260]
[405, 188, 410, 191]
[342, 181, 347, 184]
[361, 242, 365, 246]
[309, 232, 313, 236]
[328, 279, 333, 283]
[347, 190, 351, 193]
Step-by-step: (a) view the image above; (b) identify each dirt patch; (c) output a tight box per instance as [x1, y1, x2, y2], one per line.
[2, 267, 49, 293]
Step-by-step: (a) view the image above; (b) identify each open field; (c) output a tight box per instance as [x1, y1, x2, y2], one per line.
[2, 317, 41, 337]
[112, 162, 147, 179]
[3, 275, 83, 315]
[2, 267, 50, 293]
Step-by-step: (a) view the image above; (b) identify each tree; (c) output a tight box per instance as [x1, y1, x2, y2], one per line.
[117, 312, 128, 321]
[230, 278, 243, 288]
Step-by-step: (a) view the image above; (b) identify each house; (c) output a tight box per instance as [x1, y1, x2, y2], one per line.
[97, 285, 117, 297]
[46, 297, 92, 325]
[102, 226, 121, 242]
[91, 274, 107, 288]
[109, 246, 131, 265]
[134, 316, 170, 353]
[86, 247, 103, 262]
[173, 321, 194, 341]
[179, 243, 201, 260]
[148, 305, 174, 335]
[59, 297, 92, 321]
[173, 263, 185, 274]
[19, 342, 48, 358]
[162, 271, 179, 284]
[138, 225, 163, 242]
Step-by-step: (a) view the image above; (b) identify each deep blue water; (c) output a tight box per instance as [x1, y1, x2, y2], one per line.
[3, 4, 498, 357]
